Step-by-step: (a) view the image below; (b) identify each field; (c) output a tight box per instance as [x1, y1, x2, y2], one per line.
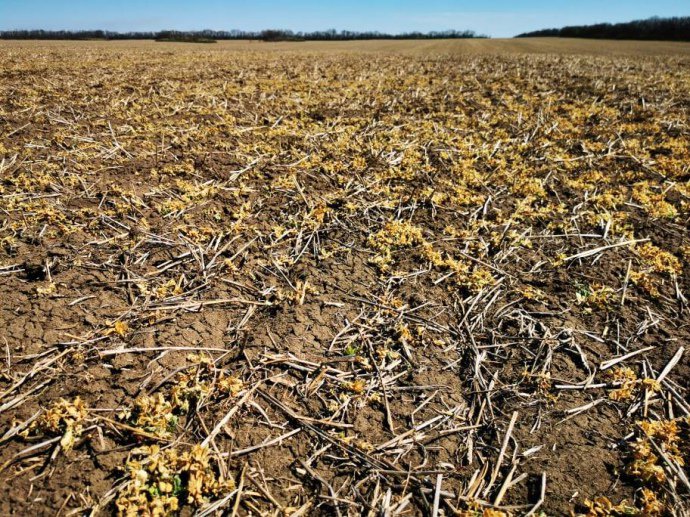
[0, 38, 689, 516]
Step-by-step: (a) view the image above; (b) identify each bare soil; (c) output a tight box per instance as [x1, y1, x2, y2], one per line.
[0, 39, 689, 516]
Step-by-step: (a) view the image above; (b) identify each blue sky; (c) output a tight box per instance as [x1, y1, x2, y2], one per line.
[1, 0, 688, 38]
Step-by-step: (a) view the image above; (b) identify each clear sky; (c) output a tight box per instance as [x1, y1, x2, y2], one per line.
[1, 0, 688, 38]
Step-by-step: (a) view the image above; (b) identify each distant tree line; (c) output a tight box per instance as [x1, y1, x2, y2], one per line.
[516, 16, 690, 41]
[255, 29, 486, 41]
[0, 28, 487, 42]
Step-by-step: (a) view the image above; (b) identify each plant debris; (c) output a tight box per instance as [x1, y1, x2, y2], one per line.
[0, 39, 689, 515]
